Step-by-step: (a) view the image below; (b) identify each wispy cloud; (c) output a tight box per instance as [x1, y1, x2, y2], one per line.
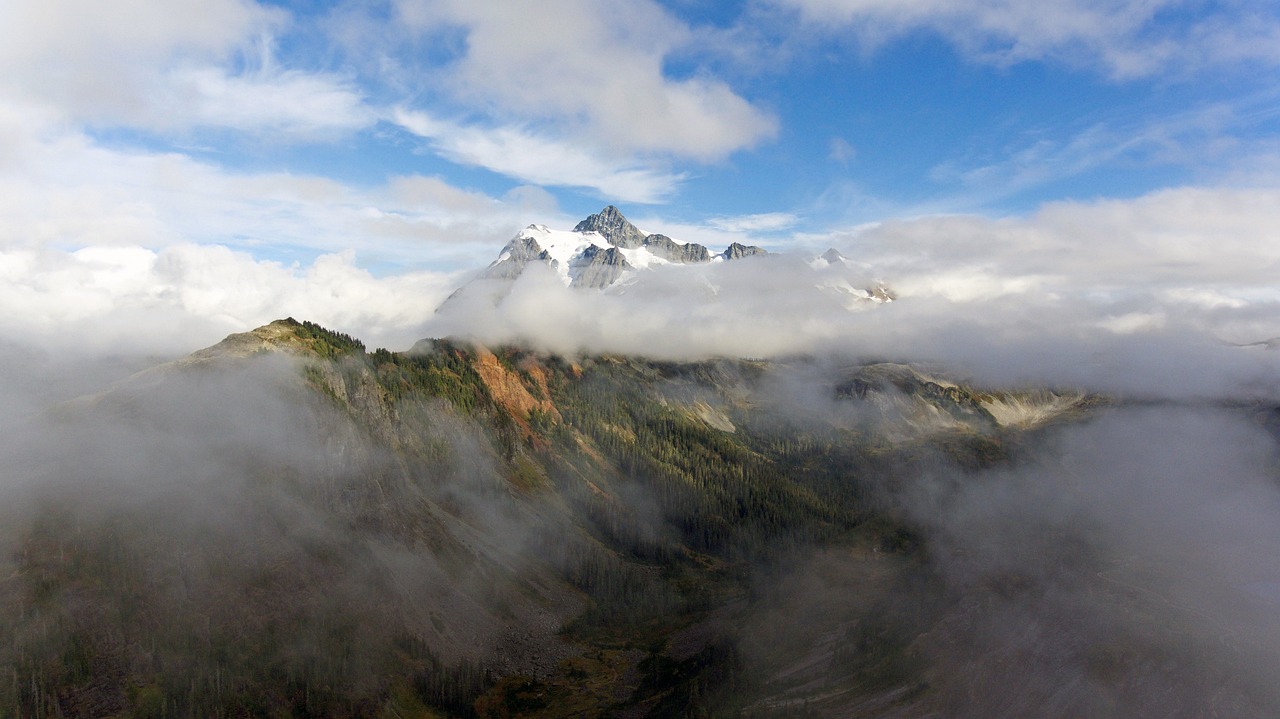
[0, 107, 547, 262]
[149, 65, 376, 138]
[768, 0, 1280, 78]
[828, 136, 857, 164]
[923, 91, 1280, 208]
[707, 212, 799, 233]
[393, 108, 686, 203]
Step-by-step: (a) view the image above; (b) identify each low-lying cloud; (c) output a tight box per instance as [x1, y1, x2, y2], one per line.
[909, 405, 1280, 714]
[3, 183, 1280, 714]
[0, 244, 458, 355]
[427, 185, 1280, 402]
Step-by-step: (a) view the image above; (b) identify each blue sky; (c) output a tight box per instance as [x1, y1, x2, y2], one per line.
[2, 0, 1280, 352]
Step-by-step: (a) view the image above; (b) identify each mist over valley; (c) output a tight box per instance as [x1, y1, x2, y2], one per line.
[3, 206, 1280, 715]
[5, 0, 1280, 715]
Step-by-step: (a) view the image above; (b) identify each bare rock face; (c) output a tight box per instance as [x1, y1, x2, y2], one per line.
[470, 346, 561, 425]
[643, 234, 711, 263]
[570, 245, 632, 288]
[573, 205, 647, 249]
[819, 248, 846, 264]
[722, 241, 768, 260]
[482, 232, 553, 280]
[442, 207, 806, 315]
[867, 283, 897, 302]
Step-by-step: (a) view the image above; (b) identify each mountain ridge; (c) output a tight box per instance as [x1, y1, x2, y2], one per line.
[483, 206, 771, 290]
[9, 319, 1272, 718]
[442, 206, 895, 322]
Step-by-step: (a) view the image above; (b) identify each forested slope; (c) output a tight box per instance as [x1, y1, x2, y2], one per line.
[12, 318, 1246, 719]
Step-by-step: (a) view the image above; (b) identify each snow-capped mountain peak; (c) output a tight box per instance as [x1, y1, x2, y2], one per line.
[572, 205, 647, 249]
[816, 247, 847, 266]
[449, 206, 894, 310]
[482, 206, 766, 289]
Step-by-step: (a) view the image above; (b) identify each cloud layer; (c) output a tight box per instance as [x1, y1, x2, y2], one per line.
[0, 0, 1277, 391]
[429, 186, 1280, 400]
[0, 243, 457, 355]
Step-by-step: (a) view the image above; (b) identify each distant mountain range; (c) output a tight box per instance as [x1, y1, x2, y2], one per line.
[481, 205, 767, 289]
[457, 205, 894, 302]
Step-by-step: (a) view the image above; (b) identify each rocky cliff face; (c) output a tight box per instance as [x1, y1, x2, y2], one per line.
[572, 208, 716, 264]
[569, 244, 632, 289]
[572, 205, 647, 249]
[722, 241, 767, 260]
[481, 234, 552, 280]
[643, 233, 711, 263]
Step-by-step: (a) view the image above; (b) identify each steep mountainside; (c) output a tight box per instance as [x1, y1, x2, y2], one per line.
[3, 320, 1276, 718]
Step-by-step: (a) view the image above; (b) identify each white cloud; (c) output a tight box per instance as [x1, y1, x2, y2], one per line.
[846, 187, 1280, 296]
[0, 0, 273, 71]
[1098, 311, 1167, 335]
[0, 93, 563, 357]
[0, 113, 545, 264]
[768, 0, 1280, 77]
[707, 212, 799, 233]
[0, 0, 373, 140]
[148, 65, 375, 138]
[0, 110, 567, 357]
[0, 0, 262, 111]
[428, 246, 1280, 400]
[427, 185, 1280, 401]
[394, 0, 776, 160]
[0, 243, 459, 355]
[393, 109, 685, 203]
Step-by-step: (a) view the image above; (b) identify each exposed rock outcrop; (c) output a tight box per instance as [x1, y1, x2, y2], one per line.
[482, 232, 553, 279]
[570, 245, 632, 288]
[722, 242, 768, 260]
[643, 234, 711, 263]
[470, 346, 562, 425]
[573, 205, 647, 249]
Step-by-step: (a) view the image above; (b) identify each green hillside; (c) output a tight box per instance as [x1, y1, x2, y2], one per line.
[2, 319, 1221, 719]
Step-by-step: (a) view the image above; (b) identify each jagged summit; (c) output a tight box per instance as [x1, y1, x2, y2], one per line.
[572, 205, 646, 249]
[444, 206, 892, 309]
[478, 206, 767, 290]
[722, 241, 767, 261]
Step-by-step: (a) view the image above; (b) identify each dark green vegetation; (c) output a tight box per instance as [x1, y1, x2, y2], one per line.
[0, 319, 1180, 718]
